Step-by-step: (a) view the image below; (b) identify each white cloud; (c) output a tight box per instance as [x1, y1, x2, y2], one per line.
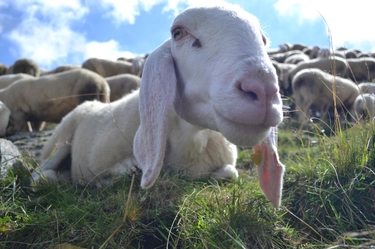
[4, 0, 235, 69]
[83, 40, 136, 61]
[4, 0, 90, 69]
[100, 0, 141, 24]
[8, 18, 87, 69]
[98, 0, 224, 24]
[274, 0, 375, 51]
[11, 0, 89, 24]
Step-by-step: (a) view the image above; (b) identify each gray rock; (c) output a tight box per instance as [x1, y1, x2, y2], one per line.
[0, 138, 26, 179]
[6, 129, 53, 159]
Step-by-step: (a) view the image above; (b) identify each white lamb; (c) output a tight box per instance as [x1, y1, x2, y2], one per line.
[0, 68, 110, 136]
[354, 93, 375, 120]
[31, 3, 285, 207]
[292, 68, 360, 122]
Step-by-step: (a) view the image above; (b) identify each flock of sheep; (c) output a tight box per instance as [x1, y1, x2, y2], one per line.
[271, 43, 375, 123]
[0, 56, 145, 136]
[2, 3, 374, 207]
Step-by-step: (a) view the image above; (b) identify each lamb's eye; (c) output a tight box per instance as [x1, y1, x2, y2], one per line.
[262, 35, 267, 46]
[172, 28, 183, 40]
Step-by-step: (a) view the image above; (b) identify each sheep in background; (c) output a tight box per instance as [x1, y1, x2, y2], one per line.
[31, 3, 285, 208]
[0, 101, 10, 137]
[105, 74, 141, 101]
[284, 53, 310, 64]
[272, 61, 296, 96]
[40, 65, 81, 77]
[334, 49, 358, 59]
[358, 82, 375, 94]
[269, 50, 303, 63]
[117, 57, 130, 62]
[354, 93, 375, 120]
[267, 42, 291, 55]
[6, 58, 41, 77]
[358, 53, 370, 58]
[0, 64, 7, 75]
[82, 57, 143, 77]
[303, 46, 320, 59]
[346, 57, 375, 83]
[292, 68, 359, 122]
[287, 56, 349, 87]
[0, 73, 35, 89]
[0, 68, 110, 136]
[291, 43, 307, 51]
[317, 48, 330, 58]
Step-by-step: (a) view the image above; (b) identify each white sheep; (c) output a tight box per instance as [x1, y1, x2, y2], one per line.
[131, 56, 146, 76]
[31, 3, 285, 207]
[287, 56, 349, 89]
[105, 74, 141, 102]
[82, 57, 143, 78]
[0, 101, 10, 137]
[0, 68, 110, 136]
[40, 65, 81, 77]
[317, 48, 330, 58]
[354, 93, 375, 120]
[358, 82, 375, 94]
[292, 68, 360, 122]
[303, 46, 320, 59]
[0, 73, 35, 89]
[346, 58, 375, 83]
[269, 50, 303, 63]
[271, 61, 296, 96]
[283, 53, 310, 64]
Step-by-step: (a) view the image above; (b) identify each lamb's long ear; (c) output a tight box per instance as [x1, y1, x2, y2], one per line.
[252, 126, 285, 208]
[133, 40, 176, 189]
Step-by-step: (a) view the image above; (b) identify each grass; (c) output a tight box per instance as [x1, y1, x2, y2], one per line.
[1, 118, 375, 248]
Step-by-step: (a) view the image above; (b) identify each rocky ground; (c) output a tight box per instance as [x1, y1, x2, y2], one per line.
[5, 129, 54, 161]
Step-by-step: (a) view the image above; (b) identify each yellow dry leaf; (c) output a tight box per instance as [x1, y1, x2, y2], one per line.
[250, 151, 262, 165]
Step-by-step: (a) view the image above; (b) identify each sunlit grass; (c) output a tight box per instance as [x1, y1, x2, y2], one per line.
[1, 118, 375, 248]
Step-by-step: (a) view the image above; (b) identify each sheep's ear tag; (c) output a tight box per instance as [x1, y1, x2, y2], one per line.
[253, 137, 285, 208]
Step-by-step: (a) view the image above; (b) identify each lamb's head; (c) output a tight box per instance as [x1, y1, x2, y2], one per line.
[171, 5, 282, 146]
[134, 3, 285, 206]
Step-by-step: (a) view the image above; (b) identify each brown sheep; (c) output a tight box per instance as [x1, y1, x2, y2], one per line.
[6, 58, 40, 77]
[40, 65, 81, 77]
[0, 64, 8, 76]
[105, 74, 141, 102]
[346, 57, 375, 83]
[82, 57, 143, 77]
[287, 56, 349, 88]
[0, 68, 110, 136]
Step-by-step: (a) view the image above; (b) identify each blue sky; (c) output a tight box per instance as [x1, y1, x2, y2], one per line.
[1, 0, 374, 70]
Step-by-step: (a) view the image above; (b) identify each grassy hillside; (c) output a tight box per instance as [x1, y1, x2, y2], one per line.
[0, 118, 374, 248]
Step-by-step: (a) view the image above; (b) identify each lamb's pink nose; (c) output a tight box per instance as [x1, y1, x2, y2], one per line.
[239, 82, 279, 102]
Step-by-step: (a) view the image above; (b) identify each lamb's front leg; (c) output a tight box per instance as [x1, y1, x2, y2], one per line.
[210, 164, 239, 180]
[30, 144, 72, 185]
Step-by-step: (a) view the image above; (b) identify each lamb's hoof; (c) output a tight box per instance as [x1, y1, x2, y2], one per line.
[210, 164, 238, 180]
[30, 169, 59, 189]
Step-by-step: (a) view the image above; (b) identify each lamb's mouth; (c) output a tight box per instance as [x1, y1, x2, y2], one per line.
[213, 106, 272, 128]
[213, 108, 272, 146]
